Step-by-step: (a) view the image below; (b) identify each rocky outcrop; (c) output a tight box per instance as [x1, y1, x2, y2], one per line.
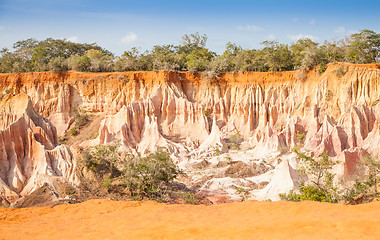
[0, 63, 379, 201]
[0, 93, 77, 204]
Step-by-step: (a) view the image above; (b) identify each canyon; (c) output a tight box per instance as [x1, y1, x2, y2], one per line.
[0, 62, 379, 204]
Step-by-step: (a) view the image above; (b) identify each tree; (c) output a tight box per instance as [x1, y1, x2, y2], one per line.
[179, 32, 208, 54]
[280, 150, 339, 202]
[290, 38, 319, 68]
[345, 30, 380, 63]
[261, 41, 294, 71]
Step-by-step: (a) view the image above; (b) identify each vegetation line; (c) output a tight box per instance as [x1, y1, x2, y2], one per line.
[0, 30, 379, 75]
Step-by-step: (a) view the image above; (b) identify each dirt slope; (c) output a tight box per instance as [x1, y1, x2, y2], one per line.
[1, 199, 380, 240]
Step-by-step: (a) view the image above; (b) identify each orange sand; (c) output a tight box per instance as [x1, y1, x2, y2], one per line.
[1, 199, 380, 240]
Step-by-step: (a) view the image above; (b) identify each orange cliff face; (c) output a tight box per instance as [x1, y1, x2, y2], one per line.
[0, 93, 77, 205]
[0, 62, 379, 203]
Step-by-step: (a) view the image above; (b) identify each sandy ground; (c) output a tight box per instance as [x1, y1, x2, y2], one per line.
[1, 199, 380, 240]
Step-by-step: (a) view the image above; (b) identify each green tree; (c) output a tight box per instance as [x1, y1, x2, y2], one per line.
[261, 41, 294, 71]
[345, 30, 380, 63]
[290, 38, 319, 68]
[280, 150, 339, 203]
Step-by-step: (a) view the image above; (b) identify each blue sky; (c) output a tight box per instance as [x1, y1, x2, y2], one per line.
[0, 0, 379, 55]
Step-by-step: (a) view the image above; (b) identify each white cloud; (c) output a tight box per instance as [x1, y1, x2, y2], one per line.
[121, 32, 138, 44]
[310, 19, 315, 25]
[67, 36, 79, 43]
[237, 25, 263, 33]
[334, 26, 346, 34]
[287, 33, 318, 41]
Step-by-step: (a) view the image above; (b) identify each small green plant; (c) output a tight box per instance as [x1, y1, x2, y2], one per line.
[280, 183, 335, 202]
[370, 99, 379, 107]
[202, 105, 212, 118]
[295, 131, 305, 146]
[236, 187, 250, 201]
[68, 127, 79, 136]
[68, 108, 89, 136]
[318, 63, 327, 75]
[66, 189, 76, 195]
[58, 136, 68, 144]
[214, 143, 222, 156]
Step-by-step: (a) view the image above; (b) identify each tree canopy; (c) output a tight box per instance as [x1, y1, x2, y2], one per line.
[0, 30, 379, 74]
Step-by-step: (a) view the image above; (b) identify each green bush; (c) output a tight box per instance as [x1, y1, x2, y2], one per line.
[280, 151, 339, 203]
[120, 148, 180, 200]
[225, 132, 243, 150]
[73, 108, 89, 128]
[68, 127, 78, 136]
[280, 183, 335, 202]
[318, 63, 327, 75]
[81, 145, 180, 201]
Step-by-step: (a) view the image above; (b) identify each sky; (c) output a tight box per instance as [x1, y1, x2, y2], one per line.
[0, 0, 379, 55]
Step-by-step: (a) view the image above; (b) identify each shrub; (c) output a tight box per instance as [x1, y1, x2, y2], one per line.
[73, 108, 89, 128]
[318, 63, 327, 75]
[280, 150, 339, 203]
[177, 191, 199, 204]
[280, 183, 334, 202]
[82, 145, 181, 201]
[120, 148, 180, 200]
[68, 108, 89, 136]
[81, 144, 120, 176]
[335, 66, 347, 77]
[58, 136, 68, 144]
[214, 143, 222, 156]
[68, 127, 78, 136]
[225, 132, 243, 151]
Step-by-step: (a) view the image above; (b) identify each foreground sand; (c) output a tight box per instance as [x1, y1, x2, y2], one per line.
[1, 199, 380, 240]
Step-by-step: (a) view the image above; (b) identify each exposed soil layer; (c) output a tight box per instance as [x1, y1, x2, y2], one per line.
[1, 199, 380, 239]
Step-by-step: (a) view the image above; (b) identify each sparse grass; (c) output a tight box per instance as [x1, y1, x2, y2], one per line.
[177, 191, 199, 204]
